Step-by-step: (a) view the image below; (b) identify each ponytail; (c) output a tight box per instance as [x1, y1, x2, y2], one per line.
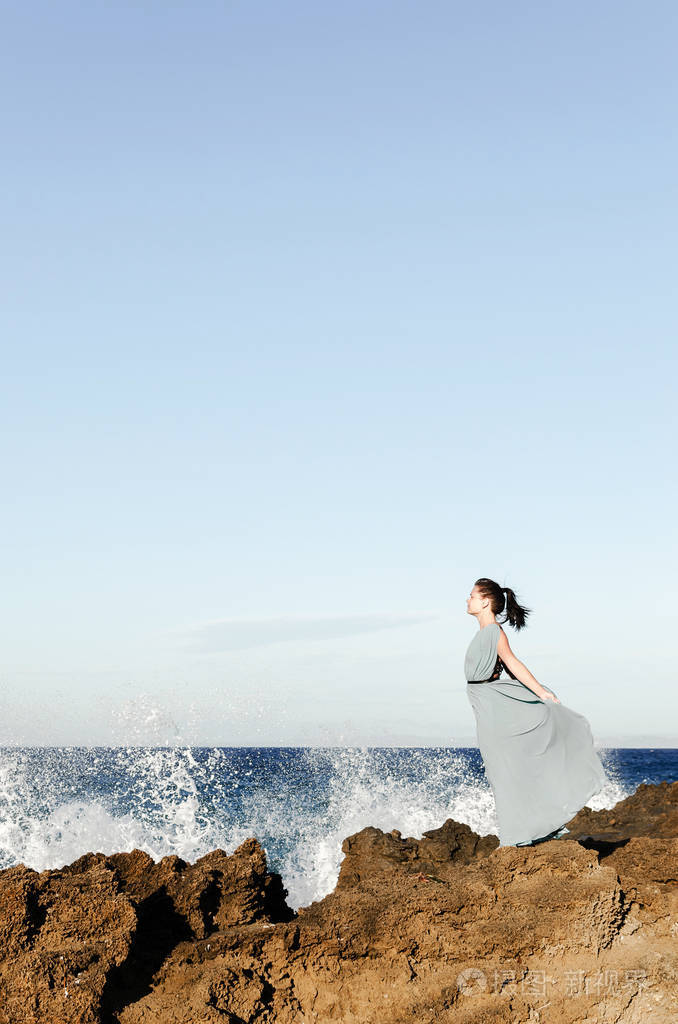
[474, 578, 532, 631]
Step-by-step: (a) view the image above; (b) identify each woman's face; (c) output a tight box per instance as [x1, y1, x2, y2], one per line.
[466, 586, 486, 616]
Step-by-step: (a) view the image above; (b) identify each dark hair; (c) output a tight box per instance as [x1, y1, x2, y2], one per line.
[474, 578, 531, 631]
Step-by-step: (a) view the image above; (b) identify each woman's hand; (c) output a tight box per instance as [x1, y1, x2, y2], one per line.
[540, 691, 561, 704]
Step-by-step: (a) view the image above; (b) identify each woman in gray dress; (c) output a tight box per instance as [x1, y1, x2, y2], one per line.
[465, 577, 608, 847]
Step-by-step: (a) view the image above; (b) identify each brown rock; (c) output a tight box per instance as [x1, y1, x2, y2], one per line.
[119, 836, 678, 1023]
[566, 779, 678, 840]
[0, 838, 293, 1024]
[0, 782, 676, 1023]
[337, 818, 499, 889]
[0, 860, 136, 1024]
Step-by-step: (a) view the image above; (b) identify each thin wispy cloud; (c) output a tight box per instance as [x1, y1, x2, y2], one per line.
[184, 612, 441, 653]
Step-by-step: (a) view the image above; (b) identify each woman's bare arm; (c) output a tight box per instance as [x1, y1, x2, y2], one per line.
[496, 628, 560, 703]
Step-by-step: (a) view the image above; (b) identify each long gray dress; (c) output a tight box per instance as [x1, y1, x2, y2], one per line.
[465, 622, 608, 846]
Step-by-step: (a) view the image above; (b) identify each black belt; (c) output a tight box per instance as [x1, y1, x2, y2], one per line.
[467, 678, 494, 684]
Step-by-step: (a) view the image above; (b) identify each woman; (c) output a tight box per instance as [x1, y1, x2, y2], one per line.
[465, 578, 608, 847]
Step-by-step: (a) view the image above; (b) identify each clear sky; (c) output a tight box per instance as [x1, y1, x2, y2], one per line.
[1, 1, 676, 746]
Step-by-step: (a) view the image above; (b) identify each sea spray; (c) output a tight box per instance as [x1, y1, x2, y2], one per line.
[0, 743, 629, 909]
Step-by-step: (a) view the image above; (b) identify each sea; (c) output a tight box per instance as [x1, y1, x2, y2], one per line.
[0, 746, 675, 911]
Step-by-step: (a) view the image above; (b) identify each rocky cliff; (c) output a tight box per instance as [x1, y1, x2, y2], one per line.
[0, 781, 676, 1023]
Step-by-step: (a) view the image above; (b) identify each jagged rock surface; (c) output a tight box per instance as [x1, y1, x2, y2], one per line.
[566, 779, 678, 840]
[0, 783, 675, 1023]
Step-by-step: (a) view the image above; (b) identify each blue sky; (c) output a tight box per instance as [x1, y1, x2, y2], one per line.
[1, 1, 676, 746]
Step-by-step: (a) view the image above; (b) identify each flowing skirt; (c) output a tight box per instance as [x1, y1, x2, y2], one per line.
[466, 678, 608, 845]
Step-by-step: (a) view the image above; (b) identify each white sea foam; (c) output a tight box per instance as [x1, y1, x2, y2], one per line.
[0, 740, 628, 911]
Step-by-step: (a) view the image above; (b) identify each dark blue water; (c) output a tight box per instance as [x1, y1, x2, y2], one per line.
[0, 746, 674, 909]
